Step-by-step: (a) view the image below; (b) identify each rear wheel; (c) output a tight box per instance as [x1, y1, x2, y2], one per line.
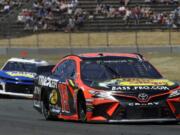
[42, 89, 60, 120]
[42, 90, 52, 120]
[42, 100, 52, 120]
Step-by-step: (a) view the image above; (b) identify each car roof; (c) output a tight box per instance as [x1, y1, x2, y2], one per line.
[78, 53, 142, 59]
[6, 58, 49, 66]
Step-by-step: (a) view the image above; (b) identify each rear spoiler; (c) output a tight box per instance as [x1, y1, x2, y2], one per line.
[36, 65, 55, 75]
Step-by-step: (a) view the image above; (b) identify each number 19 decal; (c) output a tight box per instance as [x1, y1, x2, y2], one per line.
[58, 84, 70, 113]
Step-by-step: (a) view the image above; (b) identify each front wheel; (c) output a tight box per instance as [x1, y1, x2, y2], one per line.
[78, 99, 87, 122]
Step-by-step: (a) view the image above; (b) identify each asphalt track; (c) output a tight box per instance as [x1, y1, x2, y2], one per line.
[0, 98, 179, 135]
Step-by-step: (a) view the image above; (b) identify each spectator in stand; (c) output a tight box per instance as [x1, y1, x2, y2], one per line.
[131, 5, 141, 24]
[118, 5, 126, 16]
[95, 4, 102, 15]
[123, 7, 131, 24]
[75, 14, 85, 30]
[17, 9, 33, 23]
[173, 4, 180, 25]
[3, 3, 10, 13]
[107, 6, 116, 18]
[65, 17, 75, 32]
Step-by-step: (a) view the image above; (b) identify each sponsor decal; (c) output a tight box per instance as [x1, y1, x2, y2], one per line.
[6, 71, 35, 78]
[111, 86, 131, 91]
[49, 89, 58, 105]
[111, 86, 170, 91]
[117, 79, 175, 86]
[58, 84, 70, 113]
[99, 78, 174, 91]
[133, 86, 170, 90]
[38, 76, 58, 88]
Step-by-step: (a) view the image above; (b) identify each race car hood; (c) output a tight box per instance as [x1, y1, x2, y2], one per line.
[97, 78, 179, 92]
[0, 70, 35, 81]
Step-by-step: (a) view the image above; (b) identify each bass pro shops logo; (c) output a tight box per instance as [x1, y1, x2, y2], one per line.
[138, 93, 149, 102]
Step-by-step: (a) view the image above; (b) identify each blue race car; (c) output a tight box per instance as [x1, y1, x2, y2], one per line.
[0, 58, 50, 98]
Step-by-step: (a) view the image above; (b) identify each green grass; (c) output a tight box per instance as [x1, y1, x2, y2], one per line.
[0, 31, 180, 47]
[0, 53, 180, 81]
[144, 53, 180, 81]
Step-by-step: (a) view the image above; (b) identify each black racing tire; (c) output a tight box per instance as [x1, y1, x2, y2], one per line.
[42, 100, 52, 120]
[78, 98, 87, 122]
[42, 90, 53, 120]
[42, 89, 61, 120]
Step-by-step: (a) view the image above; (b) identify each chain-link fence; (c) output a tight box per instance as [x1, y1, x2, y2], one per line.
[0, 23, 180, 51]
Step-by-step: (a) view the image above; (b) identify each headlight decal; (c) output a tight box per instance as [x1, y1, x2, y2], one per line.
[169, 90, 180, 98]
[89, 90, 116, 101]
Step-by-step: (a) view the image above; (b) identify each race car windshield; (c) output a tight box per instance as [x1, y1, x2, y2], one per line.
[81, 57, 162, 84]
[2, 62, 37, 73]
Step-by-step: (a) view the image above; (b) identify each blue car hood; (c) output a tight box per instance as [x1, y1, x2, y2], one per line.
[0, 71, 35, 81]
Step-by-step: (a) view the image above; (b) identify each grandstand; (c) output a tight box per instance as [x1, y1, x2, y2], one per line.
[0, 0, 179, 47]
[78, 0, 180, 31]
[0, 0, 33, 37]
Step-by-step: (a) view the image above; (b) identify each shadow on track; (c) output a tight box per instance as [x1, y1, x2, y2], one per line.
[36, 117, 180, 126]
[0, 95, 32, 100]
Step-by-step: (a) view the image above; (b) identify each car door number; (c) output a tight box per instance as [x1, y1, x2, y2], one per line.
[58, 84, 70, 113]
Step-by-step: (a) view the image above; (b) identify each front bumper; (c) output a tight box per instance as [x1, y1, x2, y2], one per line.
[0, 81, 34, 98]
[87, 96, 180, 122]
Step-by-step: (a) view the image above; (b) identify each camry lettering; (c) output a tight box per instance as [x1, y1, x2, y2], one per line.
[128, 102, 159, 106]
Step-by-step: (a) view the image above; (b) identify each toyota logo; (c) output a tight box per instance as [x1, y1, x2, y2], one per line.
[138, 93, 149, 102]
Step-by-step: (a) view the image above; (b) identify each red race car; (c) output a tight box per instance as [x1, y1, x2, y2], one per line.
[33, 53, 180, 123]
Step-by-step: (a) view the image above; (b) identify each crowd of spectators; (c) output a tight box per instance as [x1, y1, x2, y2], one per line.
[92, 0, 180, 28]
[0, 0, 23, 13]
[8, 0, 179, 31]
[17, 0, 87, 32]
